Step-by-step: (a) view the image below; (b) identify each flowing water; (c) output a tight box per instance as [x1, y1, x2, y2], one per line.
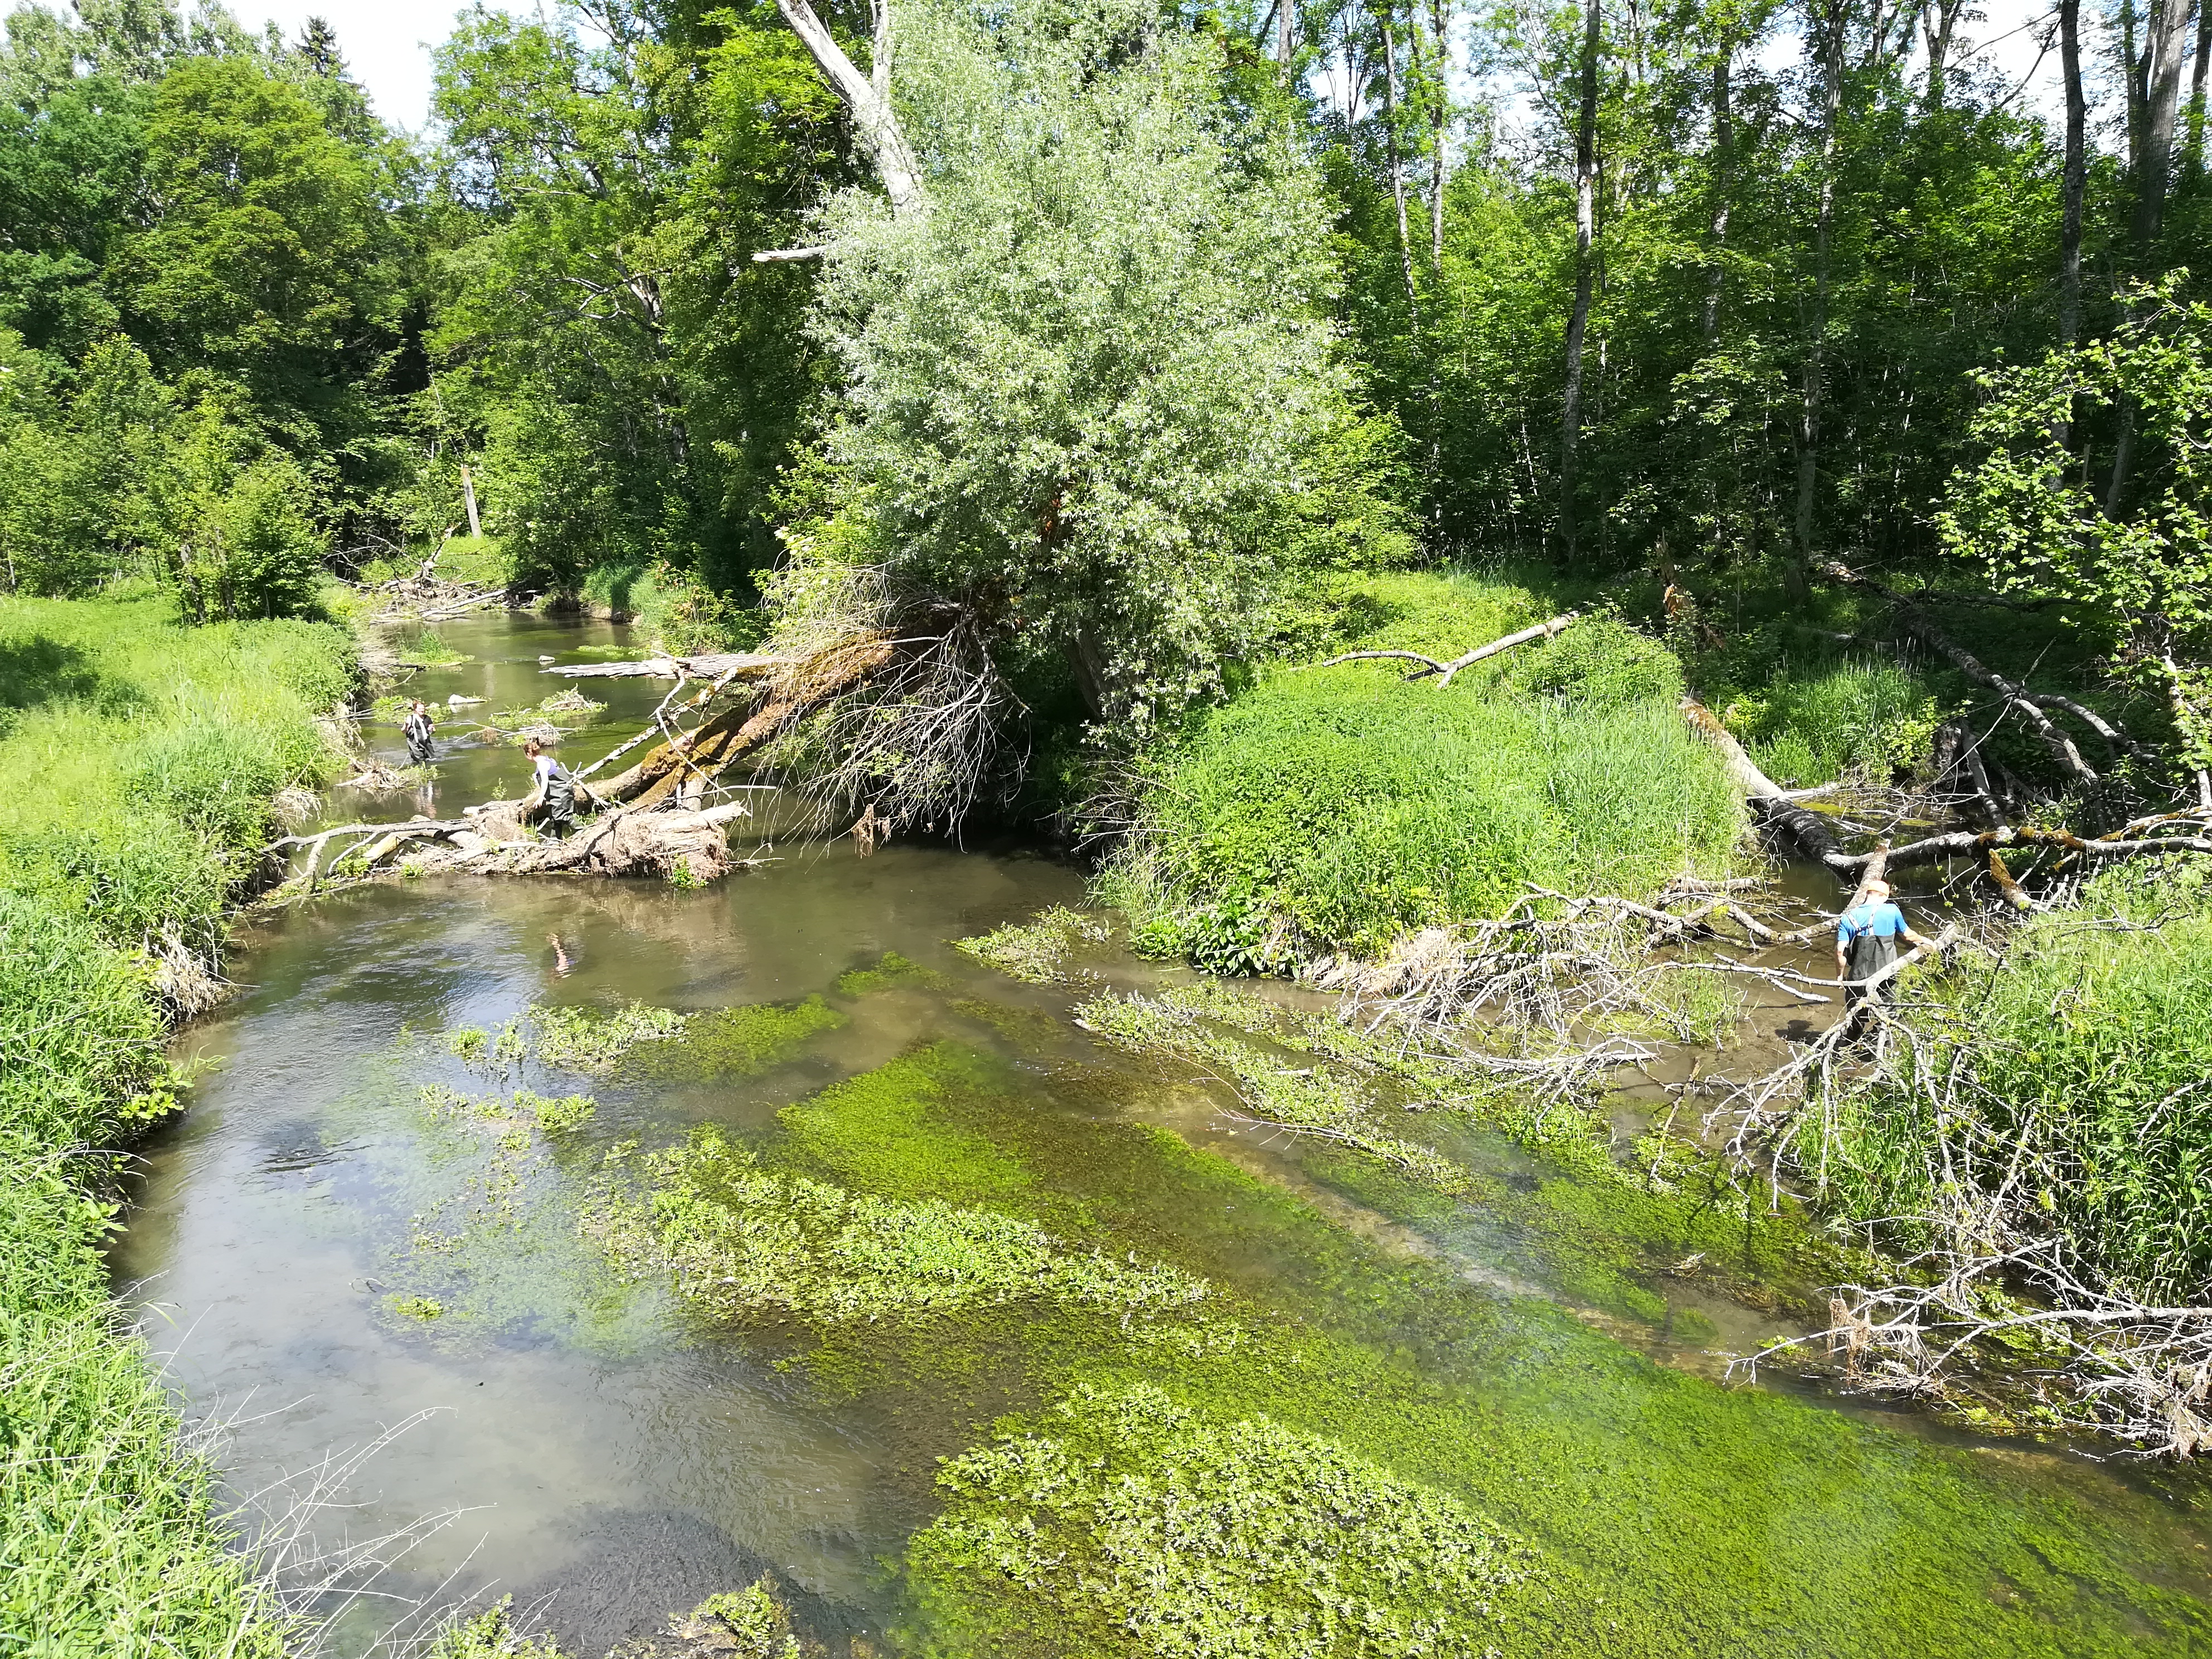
[113, 614, 2212, 1656]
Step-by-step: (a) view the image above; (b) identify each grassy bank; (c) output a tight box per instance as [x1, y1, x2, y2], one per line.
[0, 591, 353, 1654]
[1816, 860, 2212, 1296]
[1103, 569, 1744, 970]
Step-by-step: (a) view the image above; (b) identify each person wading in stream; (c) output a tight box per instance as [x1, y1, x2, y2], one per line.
[402, 699, 435, 766]
[1835, 879, 1934, 1011]
[522, 735, 578, 838]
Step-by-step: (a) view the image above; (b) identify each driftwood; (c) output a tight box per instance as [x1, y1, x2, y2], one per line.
[1306, 612, 1582, 687]
[267, 616, 956, 891]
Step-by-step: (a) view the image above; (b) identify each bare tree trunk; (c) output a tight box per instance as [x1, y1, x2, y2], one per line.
[1702, 44, 1733, 340]
[1382, 6, 1421, 328]
[1922, 0, 1964, 107]
[2134, 0, 2196, 242]
[460, 463, 482, 539]
[1792, 0, 1846, 604]
[2060, 0, 2087, 352]
[775, 0, 925, 217]
[1429, 0, 1448, 270]
[2123, 0, 2148, 179]
[1280, 0, 1293, 68]
[1559, 0, 1602, 566]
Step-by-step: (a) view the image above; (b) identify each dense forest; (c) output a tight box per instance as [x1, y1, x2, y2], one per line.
[2, 0, 2205, 751]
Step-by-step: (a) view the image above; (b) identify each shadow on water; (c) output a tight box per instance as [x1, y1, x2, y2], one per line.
[111, 614, 2212, 1657]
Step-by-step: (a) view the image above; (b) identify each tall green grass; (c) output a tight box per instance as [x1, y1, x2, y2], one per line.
[1814, 861, 2212, 1300]
[1104, 576, 1742, 970]
[0, 591, 353, 1655]
[1715, 658, 1938, 789]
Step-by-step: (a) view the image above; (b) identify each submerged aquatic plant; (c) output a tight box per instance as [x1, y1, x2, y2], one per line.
[955, 905, 1111, 983]
[531, 1001, 686, 1072]
[1076, 988, 1476, 1194]
[590, 1126, 1209, 1325]
[908, 1381, 1536, 1658]
[512, 1089, 595, 1135]
[834, 949, 949, 995]
[623, 996, 846, 1083]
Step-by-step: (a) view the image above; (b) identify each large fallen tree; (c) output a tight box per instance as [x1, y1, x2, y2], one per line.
[263, 586, 1016, 889]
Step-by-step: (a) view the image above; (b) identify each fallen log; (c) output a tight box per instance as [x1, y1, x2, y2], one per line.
[545, 651, 798, 681]
[1815, 560, 2110, 783]
[1304, 612, 1582, 686]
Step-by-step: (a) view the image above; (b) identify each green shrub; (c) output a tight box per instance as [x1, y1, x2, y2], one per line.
[1104, 648, 1740, 969]
[1816, 861, 2212, 1299]
[1719, 658, 1938, 788]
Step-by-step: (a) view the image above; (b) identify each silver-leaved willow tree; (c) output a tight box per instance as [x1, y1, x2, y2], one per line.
[730, 0, 1410, 836]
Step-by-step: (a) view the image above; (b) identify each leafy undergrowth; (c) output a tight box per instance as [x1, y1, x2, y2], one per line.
[1100, 571, 1743, 971]
[0, 593, 355, 1656]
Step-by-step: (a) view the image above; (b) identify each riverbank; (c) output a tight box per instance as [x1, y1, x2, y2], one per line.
[0, 590, 355, 1653]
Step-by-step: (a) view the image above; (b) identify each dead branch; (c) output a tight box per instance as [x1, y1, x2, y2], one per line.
[1816, 560, 2107, 782]
[1304, 612, 1582, 684]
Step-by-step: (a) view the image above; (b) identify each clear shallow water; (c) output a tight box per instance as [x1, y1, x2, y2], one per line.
[113, 615, 2212, 1656]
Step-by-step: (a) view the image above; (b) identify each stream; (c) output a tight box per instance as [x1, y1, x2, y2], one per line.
[113, 613, 2212, 1656]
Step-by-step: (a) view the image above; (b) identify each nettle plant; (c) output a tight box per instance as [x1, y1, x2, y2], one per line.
[1937, 280, 2212, 780]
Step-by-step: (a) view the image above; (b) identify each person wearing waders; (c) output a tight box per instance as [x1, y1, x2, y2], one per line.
[402, 700, 435, 766]
[1834, 879, 1933, 1013]
[522, 735, 578, 838]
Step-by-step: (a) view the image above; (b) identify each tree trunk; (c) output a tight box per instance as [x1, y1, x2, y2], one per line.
[1382, 7, 1421, 329]
[1923, 0, 1964, 108]
[1429, 0, 1448, 270]
[460, 463, 483, 539]
[2059, 0, 2087, 352]
[1702, 45, 1733, 341]
[1792, 0, 1846, 604]
[1559, 0, 1602, 566]
[1279, 0, 1293, 68]
[774, 0, 925, 217]
[2134, 0, 2195, 242]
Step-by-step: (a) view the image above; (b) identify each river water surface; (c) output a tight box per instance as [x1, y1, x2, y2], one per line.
[113, 613, 2212, 1656]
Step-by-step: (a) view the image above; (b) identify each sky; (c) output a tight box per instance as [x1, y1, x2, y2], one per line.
[225, 0, 520, 132]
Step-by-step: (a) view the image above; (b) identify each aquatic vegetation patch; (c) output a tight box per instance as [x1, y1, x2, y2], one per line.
[1076, 988, 1478, 1195]
[955, 904, 1110, 983]
[589, 1126, 1208, 1326]
[948, 995, 1066, 1050]
[1075, 984, 1839, 1325]
[531, 1000, 687, 1071]
[905, 1381, 1536, 1659]
[445, 1020, 525, 1068]
[621, 995, 846, 1083]
[428, 1597, 568, 1658]
[513, 1088, 595, 1134]
[777, 1046, 1034, 1207]
[835, 949, 949, 995]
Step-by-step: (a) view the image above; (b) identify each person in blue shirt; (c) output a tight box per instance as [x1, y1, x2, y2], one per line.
[1834, 878, 1933, 1004]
